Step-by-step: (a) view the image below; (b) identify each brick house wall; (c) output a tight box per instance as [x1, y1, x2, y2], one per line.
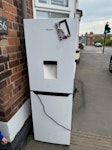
[0, 0, 33, 122]
[85, 32, 94, 45]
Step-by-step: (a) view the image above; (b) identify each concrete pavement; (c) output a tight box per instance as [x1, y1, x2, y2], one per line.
[75, 50, 112, 136]
[23, 48, 112, 150]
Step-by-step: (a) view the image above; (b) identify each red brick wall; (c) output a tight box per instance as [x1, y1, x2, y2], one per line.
[0, 0, 33, 122]
[27, 0, 33, 18]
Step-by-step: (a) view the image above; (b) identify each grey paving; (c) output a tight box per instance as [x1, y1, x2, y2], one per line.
[74, 52, 112, 137]
[23, 48, 112, 150]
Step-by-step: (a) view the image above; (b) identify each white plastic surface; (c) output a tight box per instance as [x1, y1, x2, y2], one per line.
[0, 99, 31, 142]
[31, 91, 73, 145]
[24, 19, 77, 93]
[43, 63, 57, 79]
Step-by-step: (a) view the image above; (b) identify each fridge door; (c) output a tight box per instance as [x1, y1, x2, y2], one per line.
[30, 91, 73, 145]
[24, 19, 77, 93]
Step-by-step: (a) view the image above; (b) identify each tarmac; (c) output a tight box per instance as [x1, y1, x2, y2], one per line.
[23, 47, 112, 150]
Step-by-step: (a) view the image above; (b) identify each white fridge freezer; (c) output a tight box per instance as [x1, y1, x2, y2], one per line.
[24, 18, 77, 145]
[31, 91, 73, 145]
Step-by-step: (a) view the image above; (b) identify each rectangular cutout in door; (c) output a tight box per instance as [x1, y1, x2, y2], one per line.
[43, 61, 57, 79]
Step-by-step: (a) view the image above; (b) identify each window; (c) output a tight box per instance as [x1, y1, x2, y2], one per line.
[36, 10, 69, 19]
[34, 0, 75, 18]
[38, 0, 47, 4]
[38, 0, 68, 7]
[51, 0, 68, 7]
[36, 11, 49, 19]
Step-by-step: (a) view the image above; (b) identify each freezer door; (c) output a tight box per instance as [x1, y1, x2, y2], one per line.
[24, 18, 77, 93]
[30, 91, 73, 145]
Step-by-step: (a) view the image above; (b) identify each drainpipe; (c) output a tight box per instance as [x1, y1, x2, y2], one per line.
[22, 0, 27, 18]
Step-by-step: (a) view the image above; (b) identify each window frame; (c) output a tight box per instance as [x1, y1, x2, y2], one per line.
[33, 0, 75, 18]
[35, 8, 70, 19]
[36, 0, 69, 8]
[34, 0, 70, 11]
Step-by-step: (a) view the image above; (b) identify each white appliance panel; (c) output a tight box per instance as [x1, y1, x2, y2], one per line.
[30, 91, 73, 145]
[24, 19, 77, 93]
